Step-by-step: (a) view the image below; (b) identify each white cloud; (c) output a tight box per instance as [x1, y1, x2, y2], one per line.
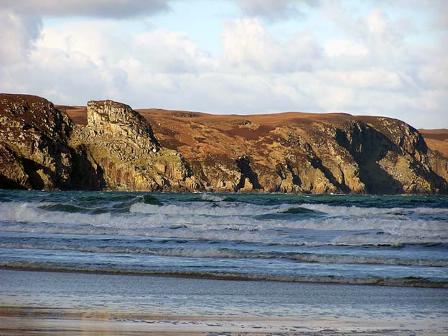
[0, 12, 41, 64]
[0, 0, 447, 128]
[1, 0, 170, 18]
[318, 70, 403, 90]
[222, 18, 321, 72]
[36, 21, 126, 65]
[416, 44, 448, 89]
[324, 39, 369, 58]
[133, 30, 215, 73]
[366, 9, 388, 35]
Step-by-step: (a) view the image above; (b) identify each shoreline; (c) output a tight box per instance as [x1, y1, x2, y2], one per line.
[3, 188, 448, 195]
[1, 269, 447, 335]
[1, 265, 447, 288]
[4, 310, 445, 335]
[1, 307, 446, 336]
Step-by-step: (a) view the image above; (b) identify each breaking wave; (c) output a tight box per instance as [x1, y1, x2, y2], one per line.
[1, 261, 446, 288]
[0, 190, 447, 287]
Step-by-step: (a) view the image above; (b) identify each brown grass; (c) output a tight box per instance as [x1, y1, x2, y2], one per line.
[63, 105, 448, 160]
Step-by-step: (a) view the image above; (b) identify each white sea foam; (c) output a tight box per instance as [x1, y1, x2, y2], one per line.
[200, 193, 225, 202]
[1, 191, 447, 288]
[1, 241, 446, 267]
[0, 201, 447, 246]
[129, 201, 286, 216]
[300, 203, 448, 216]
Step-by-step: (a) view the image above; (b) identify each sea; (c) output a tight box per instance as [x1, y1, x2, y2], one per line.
[0, 190, 447, 287]
[1, 190, 448, 334]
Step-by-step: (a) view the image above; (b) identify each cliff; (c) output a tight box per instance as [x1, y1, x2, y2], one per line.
[1, 93, 447, 193]
[0, 94, 74, 189]
[136, 109, 447, 194]
[68, 100, 196, 191]
[0, 94, 102, 190]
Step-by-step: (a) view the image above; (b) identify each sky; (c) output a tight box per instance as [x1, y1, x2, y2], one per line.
[0, 0, 447, 128]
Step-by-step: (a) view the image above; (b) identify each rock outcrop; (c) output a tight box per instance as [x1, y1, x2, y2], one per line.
[0, 93, 447, 193]
[0, 94, 103, 190]
[0, 94, 74, 189]
[69, 100, 197, 191]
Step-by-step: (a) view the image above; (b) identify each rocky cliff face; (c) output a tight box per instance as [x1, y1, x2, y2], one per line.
[0, 94, 102, 190]
[0, 93, 447, 193]
[69, 100, 196, 191]
[0, 94, 75, 189]
[139, 109, 447, 194]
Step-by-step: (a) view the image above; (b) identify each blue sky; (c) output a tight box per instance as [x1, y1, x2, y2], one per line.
[0, 0, 447, 128]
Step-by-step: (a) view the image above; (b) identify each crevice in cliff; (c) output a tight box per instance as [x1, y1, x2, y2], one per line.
[0, 175, 26, 190]
[236, 155, 261, 191]
[335, 124, 403, 194]
[20, 157, 47, 190]
[68, 147, 105, 190]
[309, 156, 350, 193]
[276, 161, 302, 186]
[286, 160, 301, 186]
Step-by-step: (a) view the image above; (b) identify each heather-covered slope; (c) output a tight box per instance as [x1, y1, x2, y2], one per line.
[137, 109, 447, 193]
[420, 129, 448, 159]
[0, 93, 447, 193]
[420, 129, 448, 184]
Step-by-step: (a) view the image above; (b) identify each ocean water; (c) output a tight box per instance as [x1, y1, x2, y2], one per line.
[0, 190, 447, 287]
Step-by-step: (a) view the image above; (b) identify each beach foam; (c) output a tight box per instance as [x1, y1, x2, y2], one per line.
[0, 191, 447, 287]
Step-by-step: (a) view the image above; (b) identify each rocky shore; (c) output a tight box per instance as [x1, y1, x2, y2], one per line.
[1, 93, 447, 193]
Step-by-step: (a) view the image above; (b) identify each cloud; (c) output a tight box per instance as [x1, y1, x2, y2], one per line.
[236, 0, 316, 21]
[0, 12, 42, 64]
[1, 0, 170, 18]
[0, 0, 447, 128]
[133, 30, 215, 73]
[222, 18, 321, 72]
[324, 39, 369, 58]
[317, 70, 403, 90]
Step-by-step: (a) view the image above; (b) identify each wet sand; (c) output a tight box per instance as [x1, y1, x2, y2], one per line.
[2, 307, 447, 335]
[1, 269, 447, 335]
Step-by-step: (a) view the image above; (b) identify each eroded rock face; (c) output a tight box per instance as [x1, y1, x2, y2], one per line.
[86, 100, 159, 155]
[0, 94, 103, 190]
[334, 118, 445, 193]
[0, 94, 74, 189]
[139, 108, 447, 194]
[1, 93, 447, 193]
[69, 100, 196, 191]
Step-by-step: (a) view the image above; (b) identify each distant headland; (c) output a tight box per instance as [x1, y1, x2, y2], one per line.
[1, 93, 447, 194]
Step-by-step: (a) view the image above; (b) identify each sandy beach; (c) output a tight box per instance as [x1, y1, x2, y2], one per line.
[2, 308, 447, 335]
[1, 269, 447, 335]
